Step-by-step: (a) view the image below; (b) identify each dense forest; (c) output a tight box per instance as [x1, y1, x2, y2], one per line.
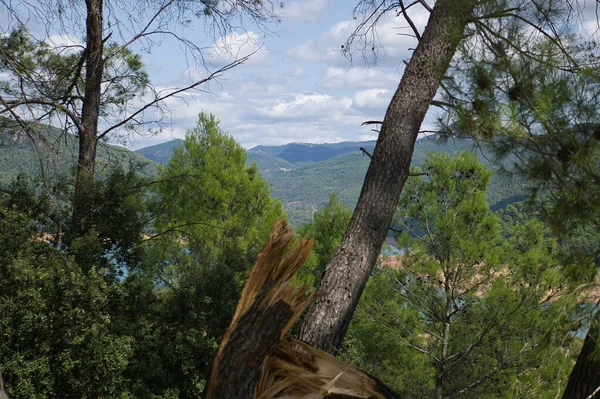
[2, 127, 527, 226]
[136, 135, 529, 226]
[1, 0, 600, 398]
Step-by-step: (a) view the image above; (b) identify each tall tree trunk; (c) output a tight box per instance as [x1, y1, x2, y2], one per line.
[298, 0, 477, 353]
[72, 0, 104, 232]
[562, 315, 600, 399]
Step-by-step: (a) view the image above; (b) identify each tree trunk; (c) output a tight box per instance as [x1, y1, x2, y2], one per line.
[562, 315, 600, 399]
[298, 0, 477, 353]
[72, 0, 104, 232]
[206, 221, 404, 399]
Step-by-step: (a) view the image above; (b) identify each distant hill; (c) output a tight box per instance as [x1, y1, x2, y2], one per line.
[0, 118, 158, 186]
[251, 141, 377, 164]
[134, 139, 184, 165]
[259, 137, 526, 225]
[136, 135, 527, 226]
[0, 116, 527, 227]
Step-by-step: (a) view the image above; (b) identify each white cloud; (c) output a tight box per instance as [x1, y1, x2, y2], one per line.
[286, 19, 354, 64]
[287, 6, 429, 67]
[284, 0, 328, 22]
[323, 66, 398, 89]
[238, 81, 287, 98]
[356, 134, 378, 141]
[353, 88, 391, 109]
[31, 1, 446, 153]
[45, 34, 84, 53]
[208, 31, 270, 66]
[125, 81, 384, 149]
[291, 67, 306, 78]
[255, 93, 353, 120]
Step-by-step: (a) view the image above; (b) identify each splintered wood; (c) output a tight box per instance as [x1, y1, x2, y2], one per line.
[206, 221, 401, 399]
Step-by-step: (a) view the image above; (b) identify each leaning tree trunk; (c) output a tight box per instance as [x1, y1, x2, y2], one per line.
[298, 0, 478, 353]
[562, 315, 600, 399]
[72, 0, 104, 233]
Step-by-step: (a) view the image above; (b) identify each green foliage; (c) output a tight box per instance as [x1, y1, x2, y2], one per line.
[295, 193, 352, 287]
[443, 14, 600, 232]
[4, 173, 52, 220]
[1, 160, 150, 274]
[340, 267, 435, 397]
[0, 28, 149, 131]
[341, 153, 575, 398]
[133, 112, 285, 396]
[497, 199, 600, 284]
[152, 112, 284, 272]
[0, 113, 286, 398]
[0, 207, 134, 399]
[68, 166, 148, 272]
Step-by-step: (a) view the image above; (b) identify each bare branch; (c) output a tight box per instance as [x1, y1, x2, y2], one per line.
[361, 120, 383, 126]
[103, 0, 176, 62]
[398, 0, 422, 40]
[98, 52, 252, 140]
[1, 98, 83, 133]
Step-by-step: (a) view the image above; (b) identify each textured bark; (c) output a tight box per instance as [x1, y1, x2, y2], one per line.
[562, 316, 600, 399]
[298, 0, 477, 353]
[80, 0, 103, 175]
[206, 221, 405, 399]
[72, 0, 104, 231]
[208, 285, 293, 399]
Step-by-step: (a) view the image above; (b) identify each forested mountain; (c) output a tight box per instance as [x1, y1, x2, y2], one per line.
[251, 141, 377, 164]
[0, 118, 526, 227]
[139, 139, 376, 167]
[135, 135, 527, 225]
[255, 137, 527, 225]
[134, 139, 184, 165]
[4, 0, 600, 397]
[0, 119, 157, 185]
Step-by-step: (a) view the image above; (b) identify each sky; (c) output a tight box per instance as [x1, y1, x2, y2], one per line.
[3, 0, 600, 150]
[132, 0, 600, 151]
[124, 0, 431, 150]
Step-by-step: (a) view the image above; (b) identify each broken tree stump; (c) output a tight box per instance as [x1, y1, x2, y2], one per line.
[205, 221, 402, 399]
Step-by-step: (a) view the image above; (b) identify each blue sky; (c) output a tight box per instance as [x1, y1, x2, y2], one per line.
[126, 0, 431, 149]
[4, 0, 600, 150]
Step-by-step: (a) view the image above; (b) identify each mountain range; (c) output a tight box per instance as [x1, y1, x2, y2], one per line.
[0, 118, 157, 185]
[136, 136, 526, 226]
[0, 118, 526, 226]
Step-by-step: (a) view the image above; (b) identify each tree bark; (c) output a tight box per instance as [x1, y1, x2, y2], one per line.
[298, 0, 477, 353]
[206, 221, 404, 399]
[72, 0, 104, 232]
[562, 315, 600, 399]
[208, 284, 294, 399]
